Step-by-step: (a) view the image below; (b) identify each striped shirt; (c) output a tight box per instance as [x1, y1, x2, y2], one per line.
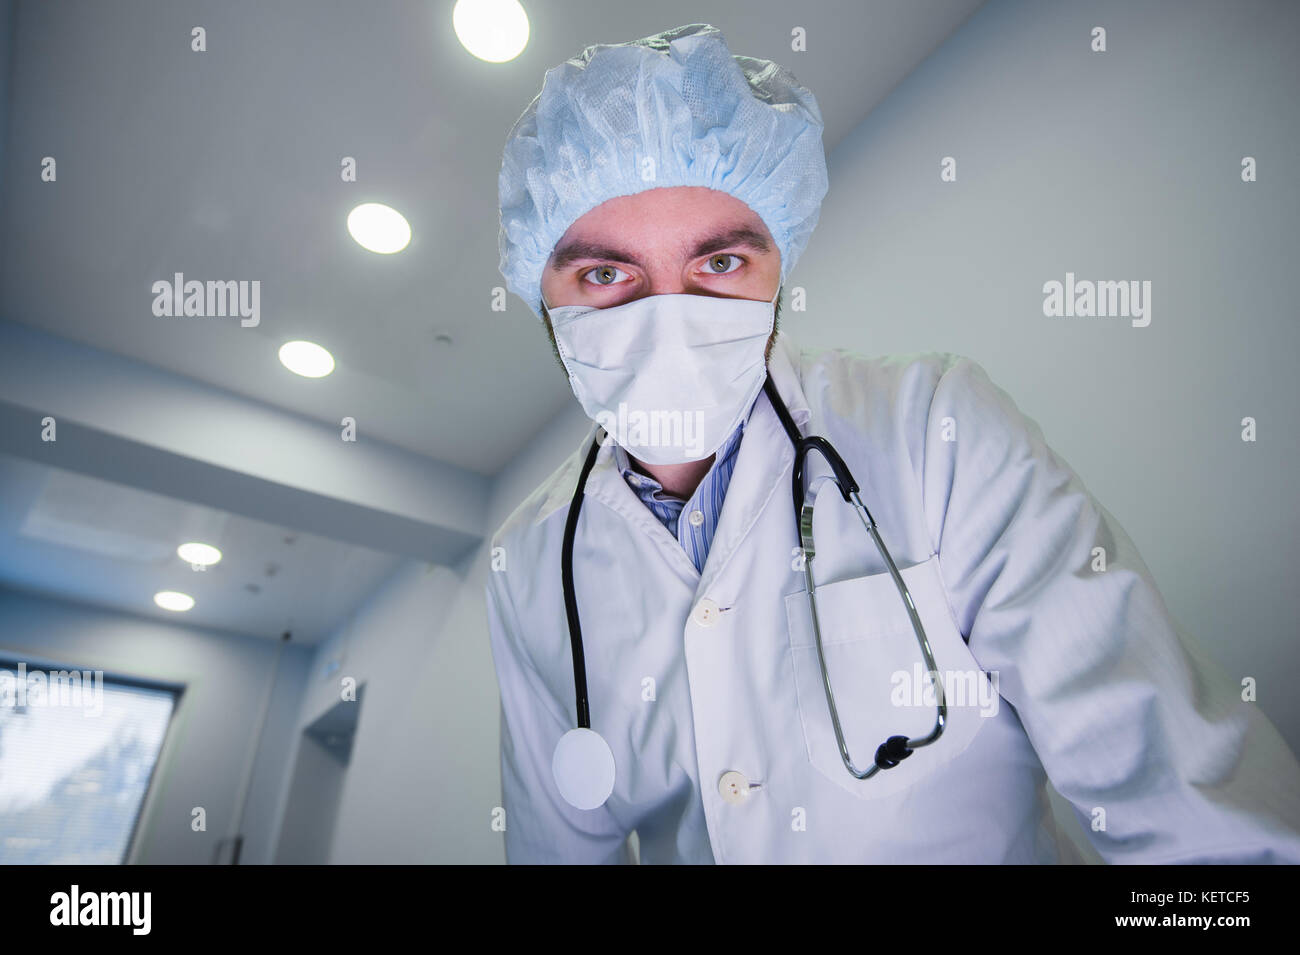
[611, 421, 746, 574]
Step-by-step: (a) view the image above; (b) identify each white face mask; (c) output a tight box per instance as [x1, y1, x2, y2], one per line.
[545, 290, 778, 465]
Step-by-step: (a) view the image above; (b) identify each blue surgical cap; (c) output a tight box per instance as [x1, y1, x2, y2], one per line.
[497, 23, 829, 318]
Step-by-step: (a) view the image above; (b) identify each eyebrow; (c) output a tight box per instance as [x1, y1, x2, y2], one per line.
[548, 226, 773, 272]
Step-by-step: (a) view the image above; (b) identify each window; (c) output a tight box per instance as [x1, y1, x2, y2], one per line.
[0, 658, 179, 863]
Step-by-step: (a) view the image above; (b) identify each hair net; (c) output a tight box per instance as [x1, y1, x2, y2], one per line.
[497, 23, 829, 318]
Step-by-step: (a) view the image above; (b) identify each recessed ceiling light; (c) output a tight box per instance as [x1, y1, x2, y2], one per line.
[154, 591, 195, 612]
[279, 340, 335, 378]
[178, 542, 222, 566]
[347, 202, 412, 254]
[453, 0, 530, 63]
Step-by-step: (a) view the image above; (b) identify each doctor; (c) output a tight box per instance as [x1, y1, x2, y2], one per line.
[485, 23, 1300, 864]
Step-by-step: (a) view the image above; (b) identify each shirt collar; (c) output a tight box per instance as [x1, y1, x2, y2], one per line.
[612, 412, 748, 495]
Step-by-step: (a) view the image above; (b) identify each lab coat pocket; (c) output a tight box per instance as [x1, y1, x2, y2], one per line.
[784, 554, 997, 801]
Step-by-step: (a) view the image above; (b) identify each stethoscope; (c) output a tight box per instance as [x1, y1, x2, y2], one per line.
[551, 373, 947, 810]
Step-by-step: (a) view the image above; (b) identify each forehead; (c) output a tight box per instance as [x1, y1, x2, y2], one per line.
[549, 187, 772, 262]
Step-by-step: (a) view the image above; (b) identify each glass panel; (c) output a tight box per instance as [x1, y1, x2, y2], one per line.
[0, 662, 177, 864]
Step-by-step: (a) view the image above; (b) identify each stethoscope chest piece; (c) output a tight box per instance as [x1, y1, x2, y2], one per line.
[552, 727, 615, 810]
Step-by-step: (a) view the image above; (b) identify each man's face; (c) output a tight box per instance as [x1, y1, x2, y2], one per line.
[538, 186, 783, 361]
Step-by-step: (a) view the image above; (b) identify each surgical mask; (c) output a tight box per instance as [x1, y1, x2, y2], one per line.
[544, 290, 778, 465]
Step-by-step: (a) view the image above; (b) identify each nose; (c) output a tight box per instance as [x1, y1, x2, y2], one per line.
[634, 269, 688, 298]
[639, 278, 742, 300]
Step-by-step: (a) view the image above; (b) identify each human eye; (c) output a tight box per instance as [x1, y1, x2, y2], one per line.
[700, 253, 744, 276]
[580, 265, 633, 287]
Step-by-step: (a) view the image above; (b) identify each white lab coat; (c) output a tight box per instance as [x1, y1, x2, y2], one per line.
[484, 332, 1300, 863]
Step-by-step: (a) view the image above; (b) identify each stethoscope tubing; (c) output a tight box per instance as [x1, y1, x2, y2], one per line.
[562, 429, 605, 729]
[561, 373, 946, 775]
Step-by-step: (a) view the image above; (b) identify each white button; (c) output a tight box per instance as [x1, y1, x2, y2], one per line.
[692, 598, 721, 627]
[718, 771, 750, 804]
[628, 474, 642, 487]
[688, 509, 704, 527]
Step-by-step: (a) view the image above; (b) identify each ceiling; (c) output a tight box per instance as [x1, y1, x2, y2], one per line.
[0, 452, 402, 642]
[0, 0, 985, 473]
[0, 0, 986, 641]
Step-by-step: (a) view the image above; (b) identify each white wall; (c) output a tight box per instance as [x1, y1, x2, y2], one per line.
[772, 0, 1300, 862]
[0, 584, 311, 864]
[787, 0, 1299, 751]
[284, 400, 592, 863]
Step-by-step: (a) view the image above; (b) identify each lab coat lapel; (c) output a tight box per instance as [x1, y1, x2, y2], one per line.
[696, 334, 812, 600]
[578, 425, 702, 586]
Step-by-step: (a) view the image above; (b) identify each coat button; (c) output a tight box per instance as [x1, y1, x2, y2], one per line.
[692, 597, 721, 627]
[718, 771, 751, 804]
